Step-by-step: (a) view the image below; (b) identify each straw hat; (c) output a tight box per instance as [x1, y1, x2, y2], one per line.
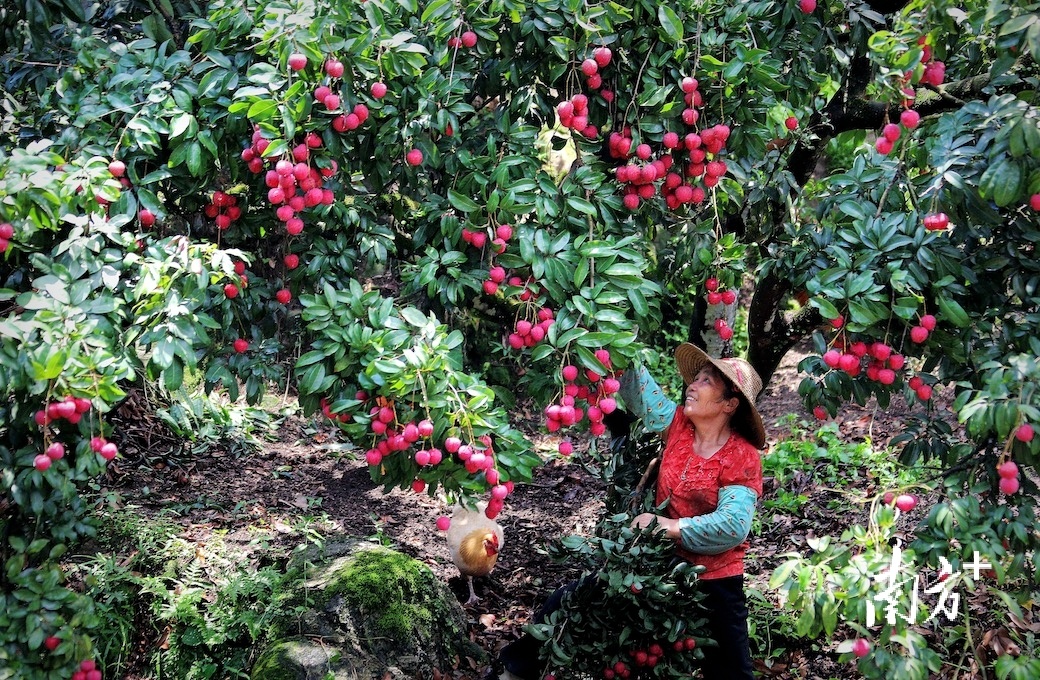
[674, 342, 766, 449]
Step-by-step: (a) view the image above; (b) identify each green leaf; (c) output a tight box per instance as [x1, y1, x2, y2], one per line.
[936, 295, 970, 328]
[164, 359, 184, 391]
[400, 307, 429, 326]
[657, 6, 683, 42]
[448, 189, 481, 213]
[811, 297, 840, 320]
[247, 99, 279, 122]
[566, 196, 596, 215]
[980, 158, 1024, 207]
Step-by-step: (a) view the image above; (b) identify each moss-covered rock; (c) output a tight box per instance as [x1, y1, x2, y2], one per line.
[252, 539, 482, 680]
[250, 638, 342, 680]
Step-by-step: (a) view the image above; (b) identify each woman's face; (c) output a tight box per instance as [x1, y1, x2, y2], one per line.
[682, 366, 738, 421]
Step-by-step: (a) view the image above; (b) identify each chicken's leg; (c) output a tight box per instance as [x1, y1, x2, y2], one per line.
[466, 575, 480, 605]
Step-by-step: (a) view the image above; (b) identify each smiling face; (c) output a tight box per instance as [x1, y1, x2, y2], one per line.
[682, 365, 740, 422]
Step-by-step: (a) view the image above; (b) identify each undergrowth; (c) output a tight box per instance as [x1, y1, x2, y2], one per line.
[69, 507, 322, 679]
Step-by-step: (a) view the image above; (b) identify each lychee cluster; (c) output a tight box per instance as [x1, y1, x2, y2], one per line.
[545, 349, 620, 439]
[351, 399, 512, 519]
[615, 77, 731, 212]
[820, 336, 934, 402]
[557, 93, 597, 139]
[704, 276, 738, 340]
[71, 659, 103, 680]
[472, 223, 514, 294]
[600, 638, 697, 680]
[203, 190, 243, 231]
[32, 396, 118, 472]
[998, 459, 1020, 495]
[506, 306, 555, 350]
[447, 30, 479, 50]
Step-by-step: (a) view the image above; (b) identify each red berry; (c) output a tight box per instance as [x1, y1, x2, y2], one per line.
[461, 31, 477, 48]
[799, 0, 816, 12]
[680, 76, 697, 93]
[894, 494, 916, 512]
[44, 636, 60, 651]
[558, 441, 573, 456]
[562, 365, 579, 381]
[100, 442, 118, 460]
[581, 59, 598, 76]
[594, 47, 612, 67]
[923, 212, 949, 231]
[999, 476, 1020, 495]
[998, 461, 1019, 479]
[852, 638, 871, 657]
[276, 289, 292, 304]
[436, 516, 451, 531]
[900, 109, 920, 129]
[371, 81, 388, 99]
[1015, 423, 1034, 443]
[813, 405, 828, 420]
[46, 442, 65, 460]
[224, 283, 239, 299]
[406, 148, 423, 166]
[284, 254, 300, 269]
[915, 384, 933, 400]
[875, 137, 893, 155]
[910, 326, 929, 343]
[919, 314, 937, 331]
[34, 454, 52, 471]
[324, 59, 344, 77]
[785, 116, 798, 131]
[287, 53, 307, 71]
[0, 223, 12, 240]
[1031, 193, 1040, 211]
[139, 209, 156, 227]
[233, 339, 249, 354]
[882, 123, 901, 142]
[108, 160, 126, 177]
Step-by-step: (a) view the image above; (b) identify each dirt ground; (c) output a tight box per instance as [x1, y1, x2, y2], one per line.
[101, 344, 938, 679]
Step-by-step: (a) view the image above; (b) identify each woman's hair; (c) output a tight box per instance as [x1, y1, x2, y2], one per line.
[703, 364, 741, 401]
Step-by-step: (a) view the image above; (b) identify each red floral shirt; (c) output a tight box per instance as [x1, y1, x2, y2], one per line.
[656, 406, 763, 579]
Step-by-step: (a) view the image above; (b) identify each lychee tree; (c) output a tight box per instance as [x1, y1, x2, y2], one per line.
[2, 0, 1040, 676]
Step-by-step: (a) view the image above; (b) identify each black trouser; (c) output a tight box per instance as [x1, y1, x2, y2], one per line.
[497, 574, 754, 679]
[697, 575, 755, 680]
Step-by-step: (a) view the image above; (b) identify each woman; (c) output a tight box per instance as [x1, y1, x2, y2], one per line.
[623, 342, 765, 679]
[493, 343, 765, 680]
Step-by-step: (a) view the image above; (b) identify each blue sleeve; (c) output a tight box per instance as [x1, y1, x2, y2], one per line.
[677, 485, 757, 555]
[617, 365, 677, 433]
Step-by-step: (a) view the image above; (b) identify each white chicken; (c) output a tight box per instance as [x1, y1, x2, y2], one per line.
[446, 502, 504, 605]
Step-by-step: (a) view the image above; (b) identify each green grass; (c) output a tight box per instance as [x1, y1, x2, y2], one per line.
[761, 420, 923, 516]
